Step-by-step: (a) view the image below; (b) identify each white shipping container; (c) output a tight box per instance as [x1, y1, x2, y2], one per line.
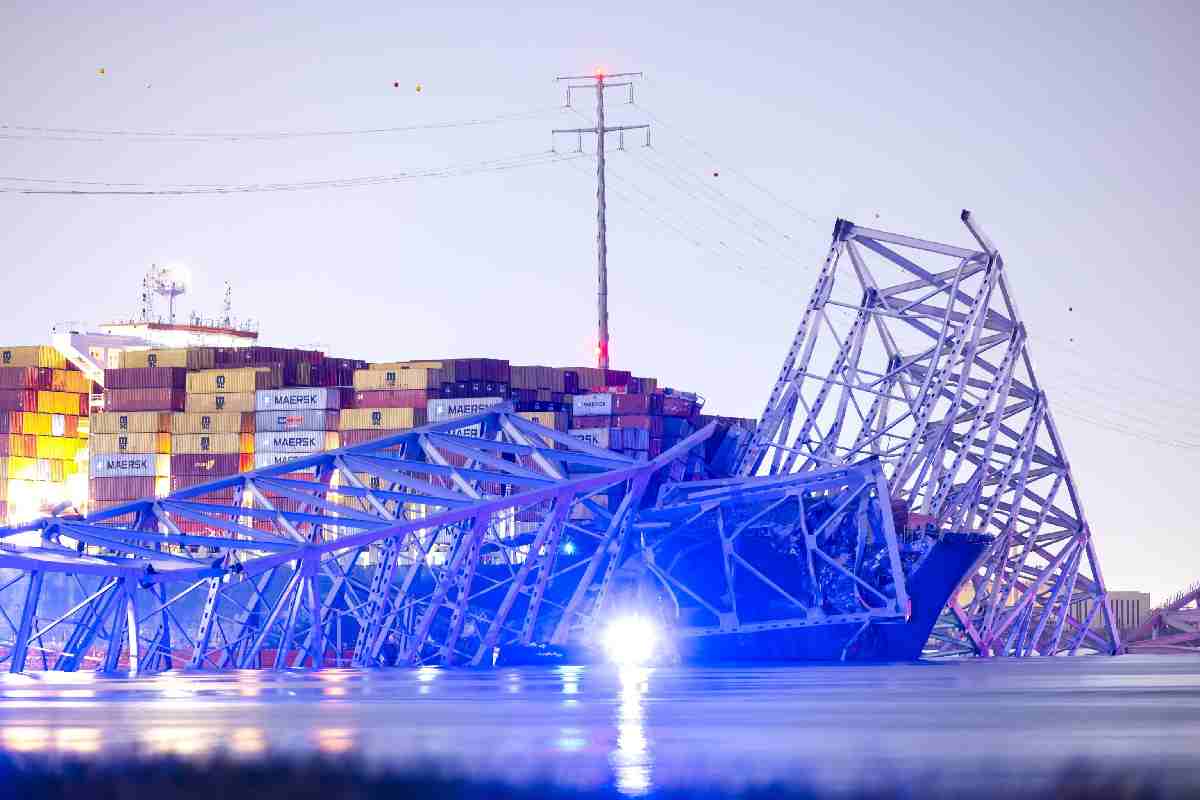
[89, 452, 167, 478]
[426, 396, 504, 423]
[255, 387, 340, 412]
[255, 410, 339, 432]
[253, 452, 318, 470]
[568, 427, 612, 449]
[572, 393, 613, 417]
[254, 430, 338, 454]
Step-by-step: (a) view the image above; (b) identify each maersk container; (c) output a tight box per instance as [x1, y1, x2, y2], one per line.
[255, 410, 339, 432]
[91, 432, 171, 455]
[253, 452, 317, 469]
[171, 453, 241, 476]
[186, 367, 282, 395]
[572, 393, 614, 417]
[613, 414, 665, 436]
[339, 408, 426, 430]
[171, 433, 243, 455]
[91, 411, 173, 434]
[185, 392, 256, 413]
[568, 428, 614, 449]
[572, 415, 611, 430]
[426, 396, 504, 422]
[661, 396, 697, 417]
[103, 367, 187, 390]
[255, 387, 342, 412]
[90, 452, 169, 479]
[254, 430, 338, 454]
[104, 388, 186, 412]
[171, 412, 254, 434]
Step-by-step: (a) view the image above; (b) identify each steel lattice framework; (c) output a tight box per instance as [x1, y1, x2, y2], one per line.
[0, 407, 716, 674]
[1124, 582, 1200, 654]
[737, 211, 1119, 657]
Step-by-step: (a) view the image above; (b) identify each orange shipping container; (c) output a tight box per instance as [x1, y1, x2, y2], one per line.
[91, 411, 173, 434]
[184, 392, 257, 413]
[91, 432, 171, 455]
[171, 412, 255, 434]
[0, 346, 66, 369]
[37, 391, 85, 416]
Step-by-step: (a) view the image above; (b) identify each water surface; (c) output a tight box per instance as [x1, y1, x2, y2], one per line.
[0, 655, 1196, 794]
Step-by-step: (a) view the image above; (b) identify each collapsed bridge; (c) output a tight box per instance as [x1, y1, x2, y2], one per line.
[0, 211, 1118, 671]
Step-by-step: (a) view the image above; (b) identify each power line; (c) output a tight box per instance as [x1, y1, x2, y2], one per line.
[0, 107, 560, 143]
[1, 150, 584, 196]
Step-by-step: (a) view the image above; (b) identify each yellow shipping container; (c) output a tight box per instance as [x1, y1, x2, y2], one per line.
[0, 457, 38, 481]
[353, 367, 444, 391]
[119, 347, 216, 371]
[91, 432, 171, 455]
[77, 417, 89, 438]
[185, 392, 256, 413]
[171, 433, 250, 455]
[171, 412, 252, 434]
[36, 436, 82, 460]
[339, 408, 427, 430]
[37, 391, 82, 416]
[90, 411, 172, 434]
[49, 370, 91, 394]
[0, 345, 66, 369]
[20, 412, 52, 436]
[186, 367, 282, 395]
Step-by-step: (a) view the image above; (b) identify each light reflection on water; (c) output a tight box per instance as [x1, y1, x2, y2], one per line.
[0, 656, 1197, 794]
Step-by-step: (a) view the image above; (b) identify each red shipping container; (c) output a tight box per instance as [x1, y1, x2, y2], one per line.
[613, 414, 664, 435]
[171, 453, 242, 476]
[648, 437, 664, 458]
[169, 476, 239, 497]
[0, 367, 41, 389]
[612, 394, 661, 415]
[660, 396, 695, 417]
[90, 476, 156, 502]
[103, 367, 187, 390]
[571, 415, 613, 430]
[104, 388, 187, 412]
[0, 434, 36, 457]
[352, 389, 430, 409]
[0, 390, 38, 412]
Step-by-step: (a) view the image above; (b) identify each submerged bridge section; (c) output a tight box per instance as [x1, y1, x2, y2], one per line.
[1124, 582, 1200, 654]
[738, 211, 1120, 657]
[0, 408, 717, 673]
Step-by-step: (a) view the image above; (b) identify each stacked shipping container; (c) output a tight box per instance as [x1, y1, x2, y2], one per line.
[0, 346, 90, 522]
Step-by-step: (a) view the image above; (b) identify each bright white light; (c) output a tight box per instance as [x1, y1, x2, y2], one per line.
[164, 263, 192, 290]
[601, 615, 659, 666]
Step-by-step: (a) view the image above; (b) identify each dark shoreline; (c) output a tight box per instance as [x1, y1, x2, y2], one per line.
[1, 754, 1196, 800]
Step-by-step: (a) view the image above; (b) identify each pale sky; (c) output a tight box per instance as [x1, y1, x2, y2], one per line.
[2, 1, 1197, 599]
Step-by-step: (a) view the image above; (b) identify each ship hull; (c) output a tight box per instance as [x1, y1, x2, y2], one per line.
[674, 532, 989, 663]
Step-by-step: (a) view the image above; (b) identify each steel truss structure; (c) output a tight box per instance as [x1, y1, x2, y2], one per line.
[1124, 582, 1200, 654]
[0, 407, 716, 674]
[737, 211, 1120, 657]
[627, 461, 911, 656]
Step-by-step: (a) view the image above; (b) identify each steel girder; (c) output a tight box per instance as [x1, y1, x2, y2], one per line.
[0, 406, 716, 673]
[626, 460, 912, 657]
[1124, 582, 1200, 654]
[736, 211, 1119, 657]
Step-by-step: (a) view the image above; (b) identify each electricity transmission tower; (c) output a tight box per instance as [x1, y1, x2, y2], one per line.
[553, 70, 649, 370]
